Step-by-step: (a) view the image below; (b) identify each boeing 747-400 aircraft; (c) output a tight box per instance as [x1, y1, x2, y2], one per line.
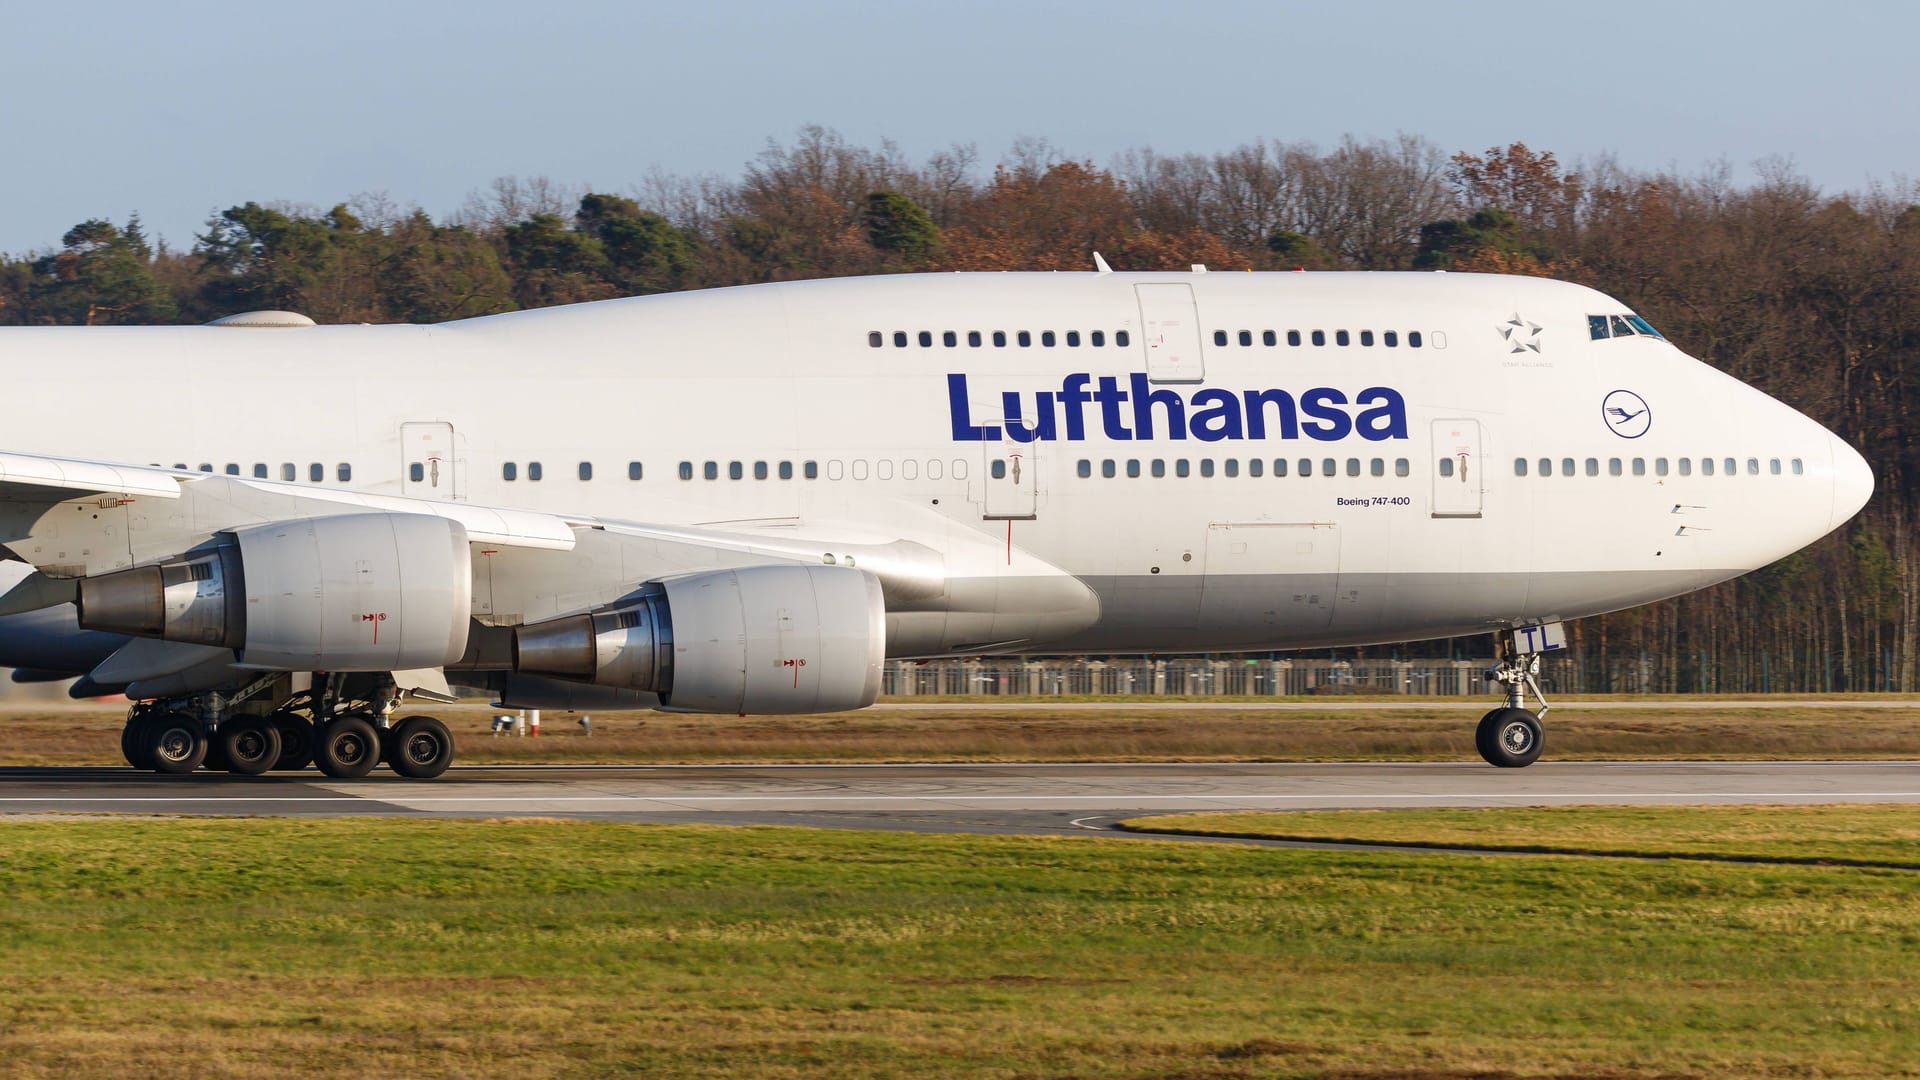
[0, 268, 1873, 776]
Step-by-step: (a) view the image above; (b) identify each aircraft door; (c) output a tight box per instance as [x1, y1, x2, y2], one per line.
[982, 434, 1037, 520]
[1134, 283, 1204, 383]
[401, 421, 460, 500]
[1431, 418, 1482, 518]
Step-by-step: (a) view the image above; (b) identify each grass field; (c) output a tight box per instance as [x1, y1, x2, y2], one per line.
[3, 813, 1920, 1078]
[6, 698, 1920, 766]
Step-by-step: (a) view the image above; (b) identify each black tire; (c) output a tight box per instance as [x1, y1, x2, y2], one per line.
[272, 716, 315, 771]
[314, 716, 381, 779]
[145, 712, 207, 775]
[1476, 707, 1544, 768]
[120, 713, 148, 769]
[219, 718, 282, 775]
[386, 715, 455, 779]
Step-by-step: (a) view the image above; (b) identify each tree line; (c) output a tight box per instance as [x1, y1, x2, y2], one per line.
[4, 127, 1916, 692]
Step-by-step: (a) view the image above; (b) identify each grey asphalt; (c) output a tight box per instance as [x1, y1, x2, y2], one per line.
[4, 760, 1919, 838]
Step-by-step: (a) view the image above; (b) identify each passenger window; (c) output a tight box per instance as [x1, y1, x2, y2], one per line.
[1769, 458, 1781, 475]
[679, 461, 693, 481]
[1077, 459, 1091, 478]
[528, 462, 542, 481]
[1066, 330, 1081, 347]
[410, 463, 424, 482]
[1384, 331, 1399, 347]
[704, 461, 718, 480]
[337, 463, 351, 482]
[579, 462, 593, 481]
[1321, 457, 1336, 476]
[1297, 458, 1311, 477]
[1127, 459, 1140, 478]
[1679, 458, 1692, 476]
[942, 331, 956, 347]
[1655, 458, 1669, 476]
[893, 331, 908, 347]
[1608, 458, 1622, 477]
[1312, 330, 1326, 346]
[280, 463, 295, 482]
[1585, 458, 1598, 477]
[968, 330, 982, 347]
[918, 331, 933, 347]
[1018, 331, 1032, 347]
[1116, 330, 1131, 347]
[1360, 330, 1375, 347]
[1561, 457, 1575, 476]
[805, 461, 819, 479]
[1747, 458, 1759, 475]
[1538, 457, 1551, 476]
[1369, 458, 1383, 477]
[1632, 459, 1645, 476]
[1792, 459, 1804, 475]
[1409, 331, 1424, 348]
[629, 462, 643, 480]
[1176, 459, 1190, 478]
[1439, 458, 1455, 478]
[1589, 315, 1610, 340]
[1249, 459, 1264, 477]
[1725, 457, 1737, 476]
[868, 331, 883, 348]
[1273, 458, 1288, 477]
[1702, 458, 1715, 476]
[252, 463, 268, 479]
[1201, 459, 1215, 478]
[1262, 330, 1276, 346]
[993, 331, 1007, 347]
[1345, 458, 1359, 476]
[754, 461, 768, 480]
[309, 463, 323, 481]
[1214, 330, 1229, 346]
[779, 461, 793, 480]
[1237, 330, 1252, 346]
[1151, 459, 1166, 478]
[503, 462, 517, 482]
[1287, 330, 1302, 346]
[1102, 459, 1116, 478]
[1335, 330, 1350, 346]
[1091, 330, 1106, 346]
[1515, 458, 1528, 476]
[224, 463, 240, 475]
[1042, 331, 1056, 347]
[1395, 459, 1409, 477]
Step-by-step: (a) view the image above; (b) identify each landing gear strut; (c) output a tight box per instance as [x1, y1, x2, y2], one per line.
[1478, 627, 1559, 768]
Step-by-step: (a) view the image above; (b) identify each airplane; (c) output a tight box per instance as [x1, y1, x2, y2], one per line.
[0, 267, 1873, 777]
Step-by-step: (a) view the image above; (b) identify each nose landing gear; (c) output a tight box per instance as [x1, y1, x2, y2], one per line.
[1478, 626, 1561, 768]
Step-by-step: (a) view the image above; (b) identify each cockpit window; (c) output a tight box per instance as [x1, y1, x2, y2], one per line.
[1590, 312, 1668, 342]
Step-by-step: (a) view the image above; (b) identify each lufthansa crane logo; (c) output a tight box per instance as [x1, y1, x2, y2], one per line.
[1602, 389, 1651, 439]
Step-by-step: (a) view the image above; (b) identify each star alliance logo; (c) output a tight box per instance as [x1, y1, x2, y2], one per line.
[1602, 389, 1651, 439]
[1500, 313, 1543, 354]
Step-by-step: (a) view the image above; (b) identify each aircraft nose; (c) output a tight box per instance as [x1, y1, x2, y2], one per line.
[1829, 433, 1874, 530]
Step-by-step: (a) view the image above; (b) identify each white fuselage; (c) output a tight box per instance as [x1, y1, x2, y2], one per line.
[0, 271, 1872, 656]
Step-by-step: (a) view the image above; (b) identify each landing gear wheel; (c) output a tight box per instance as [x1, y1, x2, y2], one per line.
[272, 716, 314, 771]
[315, 716, 381, 779]
[145, 712, 207, 775]
[386, 715, 454, 779]
[120, 713, 149, 769]
[1476, 708, 1544, 768]
[219, 718, 282, 775]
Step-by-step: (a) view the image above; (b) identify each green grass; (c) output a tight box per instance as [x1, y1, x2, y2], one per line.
[1122, 804, 1920, 867]
[3, 817, 1920, 1077]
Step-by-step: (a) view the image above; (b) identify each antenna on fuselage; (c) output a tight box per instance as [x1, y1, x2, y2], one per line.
[1092, 252, 1112, 274]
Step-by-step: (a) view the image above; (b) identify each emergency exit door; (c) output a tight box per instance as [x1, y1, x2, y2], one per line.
[1431, 418, 1482, 518]
[982, 434, 1037, 520]
[401, 421, 460, 500]
[1135, 282, 1205, 383]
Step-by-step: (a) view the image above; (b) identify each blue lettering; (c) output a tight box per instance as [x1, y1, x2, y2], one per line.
[1354, 386, 1409, 441]
[943, 374, 1406, 444]
[946, 373, 1000, 441]
[1003, 390, 1057, 443]
[1300, 388, 1351, 441]
[1189, 388, 1243, 442]
[1129, 373, 1187, 441]
[1242, 389, 1299, 440]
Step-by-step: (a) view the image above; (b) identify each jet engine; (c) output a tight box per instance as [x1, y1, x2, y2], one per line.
[76, 513, 471, 671]
[512, 564, 884, 714]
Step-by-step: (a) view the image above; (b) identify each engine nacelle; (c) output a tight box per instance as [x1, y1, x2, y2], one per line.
[512, 564, 885, 714]
[77, 513, 471, 672]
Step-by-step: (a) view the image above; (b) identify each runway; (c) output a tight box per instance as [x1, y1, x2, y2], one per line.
[4, 760, 1920, 836]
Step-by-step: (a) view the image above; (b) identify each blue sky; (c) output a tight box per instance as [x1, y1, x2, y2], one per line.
[1, 0, 1913, 255]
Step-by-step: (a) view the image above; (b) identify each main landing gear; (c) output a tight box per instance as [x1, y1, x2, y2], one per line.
[118, 672, 456, 780]
[1477, 626, 1561, 768]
